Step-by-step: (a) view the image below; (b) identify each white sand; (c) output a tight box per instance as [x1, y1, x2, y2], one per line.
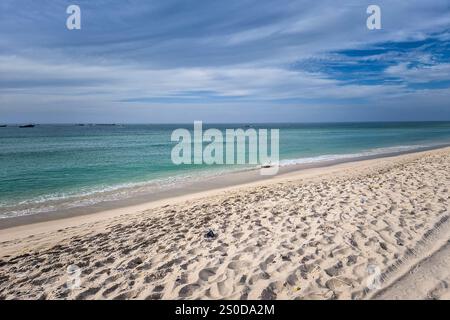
[0, 147, 449, 300]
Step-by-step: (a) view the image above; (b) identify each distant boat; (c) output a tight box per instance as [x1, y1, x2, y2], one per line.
[77, 124, 85, 126]
[19, 124, 35, 128]
[0, 125, 6, 128]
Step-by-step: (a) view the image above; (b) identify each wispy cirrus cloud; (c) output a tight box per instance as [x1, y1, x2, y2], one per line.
[0, 0, 450, 122]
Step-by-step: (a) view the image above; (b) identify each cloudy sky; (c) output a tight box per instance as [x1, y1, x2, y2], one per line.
[1, 0, 450, 123]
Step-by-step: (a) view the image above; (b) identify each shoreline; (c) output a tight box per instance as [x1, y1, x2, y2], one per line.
[0, 145, 449, 245]
[1, 143, 449, 231]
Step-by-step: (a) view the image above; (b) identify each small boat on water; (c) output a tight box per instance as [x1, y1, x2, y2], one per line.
[0, 125, 7, 128]
[19, 124, 35, 128]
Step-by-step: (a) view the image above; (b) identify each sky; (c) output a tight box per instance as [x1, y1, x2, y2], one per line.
[0, 0, 450, 123]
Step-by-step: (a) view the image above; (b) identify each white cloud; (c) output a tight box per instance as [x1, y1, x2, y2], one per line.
[0, 55, 409, 106]
[385, 63, 450, 83]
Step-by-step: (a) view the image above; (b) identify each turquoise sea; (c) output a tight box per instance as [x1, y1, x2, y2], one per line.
[1, 122, 450, 219]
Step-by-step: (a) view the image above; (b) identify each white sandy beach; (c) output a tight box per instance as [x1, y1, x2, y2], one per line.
[0, 147, 449, 300]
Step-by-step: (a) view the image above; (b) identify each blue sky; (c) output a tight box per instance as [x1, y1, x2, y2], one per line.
[1, 0, 450, 123]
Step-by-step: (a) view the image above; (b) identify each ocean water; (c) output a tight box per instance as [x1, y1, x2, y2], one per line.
[1, 122, 450, 219]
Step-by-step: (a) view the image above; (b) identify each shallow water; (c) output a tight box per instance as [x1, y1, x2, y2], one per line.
[1, 122, 450, 218]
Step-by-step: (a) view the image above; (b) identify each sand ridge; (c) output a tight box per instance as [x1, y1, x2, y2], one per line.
[0, 148, 449, 299]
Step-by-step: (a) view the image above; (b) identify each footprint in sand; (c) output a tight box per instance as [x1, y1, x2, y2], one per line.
[102, 283, 120, 297]
[227, 260, 250, 271]
[178, 283, 200, 298]
[217, 279, 233, 297]
[325, 277, 353, 292]
[199, 267, 217, 281]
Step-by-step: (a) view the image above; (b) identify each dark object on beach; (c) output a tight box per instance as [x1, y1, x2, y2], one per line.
[261, 161, 272, 168]
[19, 124, 35, 128]
[205, 229, 217, 239]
